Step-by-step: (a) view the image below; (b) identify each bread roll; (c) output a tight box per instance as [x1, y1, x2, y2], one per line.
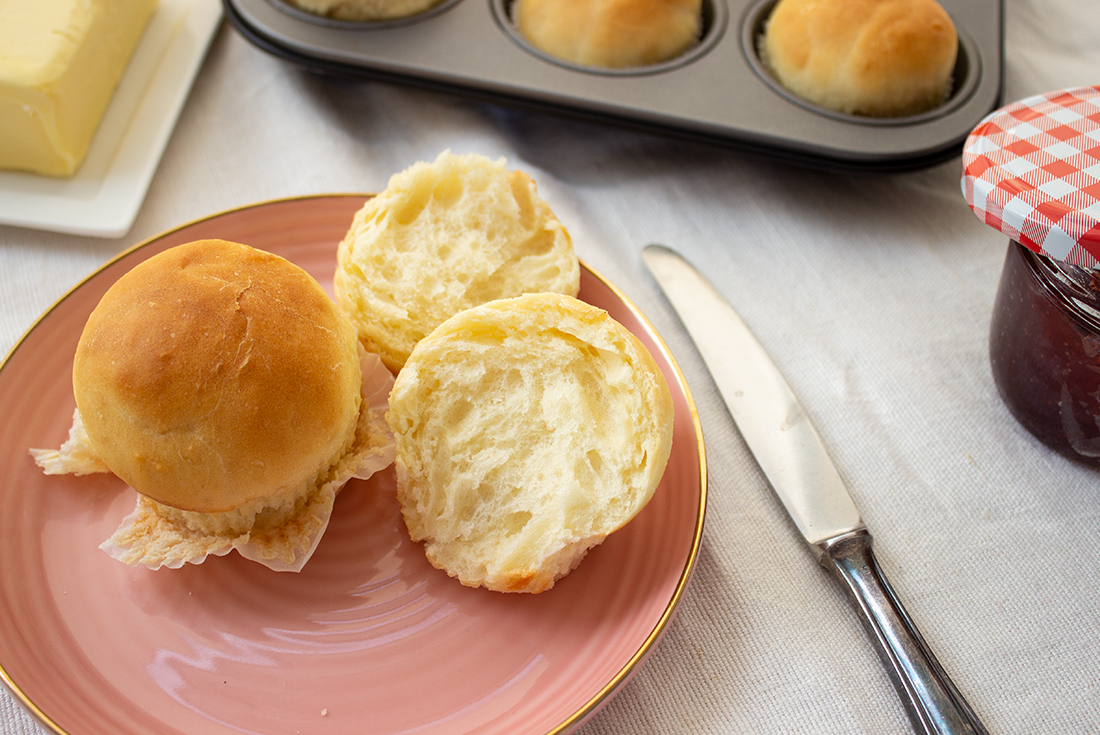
[387, 293, 674, 593]
[74, 239, 362, 514]
[335, 150, 579, 372]
[283, 0, 445, 21]
[762, 0, 958, 117]
[38, 239, 396, 570]
[515, 0, 702, 69]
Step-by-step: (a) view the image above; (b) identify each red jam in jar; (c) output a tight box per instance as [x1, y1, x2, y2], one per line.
[989, 240, 1100, 465]
[962, 86, 1100, 466]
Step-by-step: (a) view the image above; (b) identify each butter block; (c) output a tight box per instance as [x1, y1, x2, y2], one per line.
[0, 0, 157, 177]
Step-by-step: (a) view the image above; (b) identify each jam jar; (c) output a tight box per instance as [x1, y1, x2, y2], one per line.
[962, 86, 1100, 466]
[988, 241, 1100, 464]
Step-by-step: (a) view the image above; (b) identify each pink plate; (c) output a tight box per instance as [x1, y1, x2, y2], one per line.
[0, 196, 706, 735]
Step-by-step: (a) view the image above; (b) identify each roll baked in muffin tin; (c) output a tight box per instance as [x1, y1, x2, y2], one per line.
[223, 0, 1003, 172]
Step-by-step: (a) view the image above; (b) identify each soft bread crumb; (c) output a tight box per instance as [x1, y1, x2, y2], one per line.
[387, 293, 674, 593]
[335, 150, 579, 372]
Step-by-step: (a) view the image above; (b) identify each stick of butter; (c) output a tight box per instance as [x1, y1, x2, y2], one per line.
[0, 0, 158, 177]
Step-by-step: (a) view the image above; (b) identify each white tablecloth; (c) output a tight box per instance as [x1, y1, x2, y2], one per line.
[2, 0, 1099, 732]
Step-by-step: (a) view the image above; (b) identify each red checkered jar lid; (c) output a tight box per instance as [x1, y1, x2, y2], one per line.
[961, 86, 1100, 270]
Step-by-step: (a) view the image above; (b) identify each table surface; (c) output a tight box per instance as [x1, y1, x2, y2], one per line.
[3, 0, 1099, 732]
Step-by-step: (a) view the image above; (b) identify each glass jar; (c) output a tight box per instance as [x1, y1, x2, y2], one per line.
[962, 86, 1100, 466]
[989, 239, 1100, 465]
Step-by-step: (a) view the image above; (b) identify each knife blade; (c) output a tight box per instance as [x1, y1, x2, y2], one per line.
[642, 244, 988, 735]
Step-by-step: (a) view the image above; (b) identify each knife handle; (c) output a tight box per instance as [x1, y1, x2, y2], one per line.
[820, 530, 989, 735]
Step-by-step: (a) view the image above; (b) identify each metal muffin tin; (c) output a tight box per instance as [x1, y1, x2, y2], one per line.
[224, 0, 1004, 172]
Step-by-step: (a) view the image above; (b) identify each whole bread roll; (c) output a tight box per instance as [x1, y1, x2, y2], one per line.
[40, 239, 396, 571]
[388, 292, 674, 593]
[284, 0, 445, 21]
[335, 151, 579, 372]
[762, 0, 958, 117]
[515, 0, 702, 69]
[74, 239, 362, 514]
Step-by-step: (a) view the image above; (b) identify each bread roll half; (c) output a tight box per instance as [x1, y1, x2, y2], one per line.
[762, 0, 958, 117]
[335, 151, 580, 372]
[387, 293, 674, 593]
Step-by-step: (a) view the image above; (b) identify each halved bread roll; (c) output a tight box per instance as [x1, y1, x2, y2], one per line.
[387, 292, 674, 593]
[335, 151, 580, 372]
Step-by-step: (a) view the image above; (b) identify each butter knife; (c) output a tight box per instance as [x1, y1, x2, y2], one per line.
[643, 244, 988, 735]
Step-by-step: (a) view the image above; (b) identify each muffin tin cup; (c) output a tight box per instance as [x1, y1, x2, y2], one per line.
[267, 0, 465, 29]
[224, 0, 1004, 172]
[741, 0, 984, 128]
[491, 0, 728, 78]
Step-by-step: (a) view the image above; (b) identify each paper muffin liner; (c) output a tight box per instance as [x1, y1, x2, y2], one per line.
[32, 348, 396, 573]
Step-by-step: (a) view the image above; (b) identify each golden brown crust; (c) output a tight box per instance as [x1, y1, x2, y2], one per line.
[73, 239, 362, 513]
[515, 0, 702, 69]
[762, 0, 958, 117]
